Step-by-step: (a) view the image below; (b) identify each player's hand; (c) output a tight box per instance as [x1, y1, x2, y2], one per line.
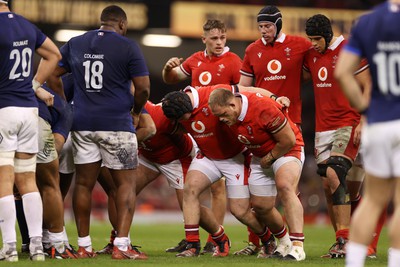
[131, 112, 140, 129]
[164, 57, 184, 71]
[36, 87, 54, 106]
[260, 153, 275, 169]
[276, 96, 290, 107]
[353, 120, 363, 145]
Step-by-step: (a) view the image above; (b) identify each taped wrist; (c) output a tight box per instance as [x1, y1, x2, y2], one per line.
[32, 79, 41, 92]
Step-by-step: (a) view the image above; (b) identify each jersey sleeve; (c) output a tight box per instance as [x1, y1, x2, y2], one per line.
[180, 53, 197, 77]
[259, 101, 287, 134]
[230, 54, 243, 84]
[240, 45, 254, 77]
[127, 40, 149, 78]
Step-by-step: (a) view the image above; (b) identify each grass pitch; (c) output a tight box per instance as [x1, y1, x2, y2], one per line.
[1, 222, 389, 266]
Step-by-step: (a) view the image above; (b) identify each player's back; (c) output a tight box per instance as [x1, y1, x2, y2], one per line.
[0, 12, 46, 108]
[140, 101, 193, 164]
[61, 30, 148, 132]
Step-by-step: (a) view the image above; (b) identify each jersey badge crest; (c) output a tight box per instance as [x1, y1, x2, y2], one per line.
[218, 64, 225, 73]
[246, 125, 253, 135]
[284, 47, 291, 60]
[332, 55, 338, 68]
[202, 107, 209, 116]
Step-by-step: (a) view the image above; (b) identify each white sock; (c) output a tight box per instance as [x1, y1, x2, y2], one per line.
[49, 231, 65, 252]
[78, 235, 92, 251]
[0, 195, 17, 243]
[114, 237, 129, 251]
[345, 241, 367, 267]
[388, 247, 400, 267]
[42, 229, 51, 249]
[62, 227, 69, 245]
[278, 232, 292, 247]
[22, 192, 43, 238]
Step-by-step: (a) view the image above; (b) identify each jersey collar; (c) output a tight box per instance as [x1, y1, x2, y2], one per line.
[183, 86, 199, 109]
[328, 35, 344, 51]
[261, 33, 286, 46]
[204, 46, 230, 57]
[236, 93, 249, 122]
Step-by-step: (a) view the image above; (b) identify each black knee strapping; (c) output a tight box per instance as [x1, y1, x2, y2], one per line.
[326, 156, 352, 186]
[317, 163, 328, 177]
[327, 156, 352, 205]
[332, 184, 349, 205]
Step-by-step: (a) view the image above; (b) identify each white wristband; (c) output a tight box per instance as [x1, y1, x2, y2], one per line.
[32, 79, 41, 92]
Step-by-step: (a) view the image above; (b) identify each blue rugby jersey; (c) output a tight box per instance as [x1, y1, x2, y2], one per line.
[345, 2, 400, 124]
[59, 30, 149, 132]
[0, 12, 46, 108]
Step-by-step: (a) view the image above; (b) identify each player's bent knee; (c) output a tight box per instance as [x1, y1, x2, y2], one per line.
[0, 151, 15, 166]
[326, 156, 352, 185]
[14, 157, 36, 173]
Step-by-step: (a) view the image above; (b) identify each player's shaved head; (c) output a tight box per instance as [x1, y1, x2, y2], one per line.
[101, 5, 127, 23]
[208, 88, 234, 108]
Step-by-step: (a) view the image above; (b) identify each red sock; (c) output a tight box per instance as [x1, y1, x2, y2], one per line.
[185, 224, 200, 243]
[271, 225, 287, 239]
[211, 225, 227, 243]
[370, 208, 386, 252]
[335, 229, 349, 240]
[351, 194, 361, 216]
[256, 227, 272, 245]
[289, 232, 305, 246]
[248, 226, 260, 247]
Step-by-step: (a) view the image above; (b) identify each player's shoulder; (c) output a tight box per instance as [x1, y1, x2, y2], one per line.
[225, 51, 242, 61]
[188, 50, 204, 59]
[285, 34, 311, 46]
[245, 39, 263, 52]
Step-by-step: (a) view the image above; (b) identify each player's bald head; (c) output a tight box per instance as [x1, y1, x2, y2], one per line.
[209, 88, 234, 109]
[100, 5, 127, 23]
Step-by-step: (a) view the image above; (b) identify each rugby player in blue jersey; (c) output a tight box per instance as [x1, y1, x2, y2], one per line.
[335, 1, 400, 266]
[48, 5, 150, 260]
[0, 0, 61, 262]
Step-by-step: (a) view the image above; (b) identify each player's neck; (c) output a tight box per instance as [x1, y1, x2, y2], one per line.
[100, 23, 117, 32]
[0, 5, 10, 12]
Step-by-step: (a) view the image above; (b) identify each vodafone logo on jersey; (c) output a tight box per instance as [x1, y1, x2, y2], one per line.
[316, 67, 332, 87]
[199, 71, 212, 85]
[267, 60, 282, 74]
[317, 67, 328, 81]
[264, 59, 286, 81]
[191, 121, 206, 133]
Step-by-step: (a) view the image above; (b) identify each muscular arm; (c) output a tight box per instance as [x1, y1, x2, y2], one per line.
[131, 76, 150, 116]
[260, 121, 296, 169]
[162, 57, 187, 84]
[47, 66, 68, 100]
[34, 38, 62, 85]
[237, 84, 290, 107]
[135, 113, 156, 143]
[238, 75, 253, 86]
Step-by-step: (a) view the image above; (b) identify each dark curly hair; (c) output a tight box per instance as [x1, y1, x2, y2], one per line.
[306, 14, 333, 52]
